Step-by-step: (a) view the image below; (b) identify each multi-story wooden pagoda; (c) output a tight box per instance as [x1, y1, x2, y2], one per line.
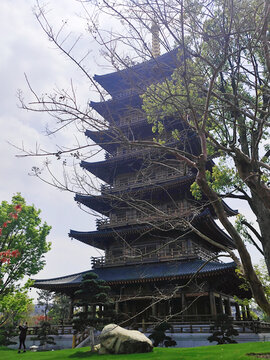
[35, 48, 251, 328]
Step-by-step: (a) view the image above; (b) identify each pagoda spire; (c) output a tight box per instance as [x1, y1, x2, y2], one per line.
[151, 19, 160, 57]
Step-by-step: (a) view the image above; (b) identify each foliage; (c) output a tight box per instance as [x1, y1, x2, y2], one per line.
[0, 325, 17, 346]
[73, 272, 116, 334]
[234, 261, 270, 320]
[31, 321, 56, 347]
[149, 322, 176, 347]
[0, 283, 33, 327]
[0, 194, 51, 296]
[48, 293, 71, 325]
[36, 290, 54, 321]
[208, 314, 239, 345]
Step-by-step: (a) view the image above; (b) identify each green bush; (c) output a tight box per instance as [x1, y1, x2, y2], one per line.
[208, 314, 239, 345]
[149, 322, 176, 347]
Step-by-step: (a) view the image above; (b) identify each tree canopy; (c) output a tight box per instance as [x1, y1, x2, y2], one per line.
[0, 193, 51, 296]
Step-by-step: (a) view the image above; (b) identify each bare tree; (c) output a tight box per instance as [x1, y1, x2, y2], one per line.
[17, 0, 270, 316]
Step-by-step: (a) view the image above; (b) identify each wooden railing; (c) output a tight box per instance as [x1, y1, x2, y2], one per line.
[104, 139, 179, 162]
[91, 246, 214, 268]
[72, 328, 90, 348]
[96, 207, 196, 230]
[26, 319, 270, 341]
[136, 317, 270, 334]
[27, 325, 73, 335]
[100, 171, 193, 194]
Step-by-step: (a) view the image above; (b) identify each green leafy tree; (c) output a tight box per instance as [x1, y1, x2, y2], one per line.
[48, 293, 71, 325]
[73, 272, 117, 351]
[208, 314, 239, 345]
[0, 283, 33, 327]
[0, 194, 51, 296]
[36, 290, 54, 321]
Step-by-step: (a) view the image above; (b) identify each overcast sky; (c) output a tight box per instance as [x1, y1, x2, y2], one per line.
[0, 0, 105, 294]
[0, 0, 263, 300]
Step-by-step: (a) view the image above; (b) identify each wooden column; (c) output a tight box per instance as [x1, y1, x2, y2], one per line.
[217, 295, 224, 314]
[115, 301, 119, 314]
[123, 301, 128, 315]
[235, 303, 241, 320]
[181, 293, 187, 320]
[209, 292, 217, 319]
[68, 297, 74, 321]
[151, 302, 157, 317]
[225, 297, 232, 316]
[246, 305, 251, 320]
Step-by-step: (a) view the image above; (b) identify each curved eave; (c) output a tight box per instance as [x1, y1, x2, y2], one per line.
[90, 94, 142, 121]
[195, 214, 236, 249]
[75, 194, 112, 215]
[74, 175, 194, 216]
[93, 48, 181, 96]
[75, 175, 196, 214]
[85, 117, 196, 154]
[69, 224, 151, 247]
[33, 259, 237, 289]
[80, 135, 201, 184]
[85, 129, 118, 153]
[85, 120, 154, 154]
[221, 201, 238, 217]
[80, 159, 121, 183]
[205, 198, 238, 218]
[69, 229, 108, 250]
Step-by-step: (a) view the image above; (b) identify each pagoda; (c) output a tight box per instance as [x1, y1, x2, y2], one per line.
[34, 48, 251, 328]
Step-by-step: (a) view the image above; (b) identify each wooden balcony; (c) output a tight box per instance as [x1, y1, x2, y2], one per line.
[104, 139, 179, 161]
[100, 170, 193, 194]
[96, 207, 195, 230]
[91, 245, 214, 268]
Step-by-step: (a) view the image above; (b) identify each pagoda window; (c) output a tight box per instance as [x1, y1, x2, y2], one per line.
[119, 110, 145, 126]
[115, 210, 127, 222]
[111, 248, 123, 257]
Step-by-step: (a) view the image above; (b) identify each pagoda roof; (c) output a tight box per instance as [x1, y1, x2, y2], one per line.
[195, 213, 236, 249]
[33, 258, 236, 290]
[90, 93, 142, 121]
[94, 48, 181, 97]
[75, 193, 113, 215]
[69, 224, 152, 250]
[85, 116, 194, 154]
[75, 174, 196, 215]
[81, 136, 200, 184]
[69, 209, 236, 250]
[85, 120, 153, 153]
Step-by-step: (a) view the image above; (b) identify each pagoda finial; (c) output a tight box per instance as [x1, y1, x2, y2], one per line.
[151, 19, 160, 57]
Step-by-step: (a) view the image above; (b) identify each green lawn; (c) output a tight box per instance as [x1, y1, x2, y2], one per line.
[1, 343, 270, 360]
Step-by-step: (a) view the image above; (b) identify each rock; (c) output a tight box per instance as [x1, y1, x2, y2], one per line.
[99, 324, 153, 354]
[93, 343, 100, 352]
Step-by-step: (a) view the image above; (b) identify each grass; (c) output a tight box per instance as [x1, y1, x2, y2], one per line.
[1, 342, 270, 360]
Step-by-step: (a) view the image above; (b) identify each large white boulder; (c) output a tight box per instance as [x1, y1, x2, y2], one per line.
[99, 324, 153, 354]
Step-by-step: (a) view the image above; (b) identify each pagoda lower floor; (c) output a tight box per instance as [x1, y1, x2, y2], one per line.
[34, 258, 252, 330]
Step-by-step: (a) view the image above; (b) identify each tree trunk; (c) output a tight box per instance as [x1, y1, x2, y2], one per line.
[90, 327, 95, 353]
[234, 150, 270, 212]
[196, 160, 270, 315]
[249, 193, 270, 276]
